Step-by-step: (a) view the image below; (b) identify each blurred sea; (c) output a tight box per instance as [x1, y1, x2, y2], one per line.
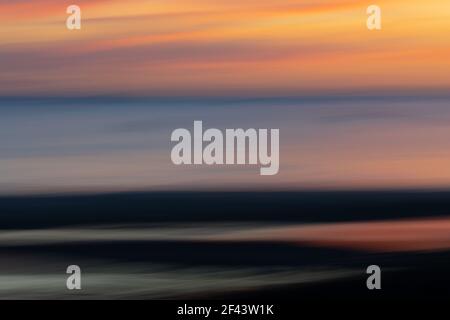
[2, 96, 450, 299]
[2, 96, 450, 193]
[1, 191, 450, 299]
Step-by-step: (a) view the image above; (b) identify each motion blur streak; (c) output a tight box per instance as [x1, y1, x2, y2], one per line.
[2, 217, 450, 252]
[1, 0, 450, 95]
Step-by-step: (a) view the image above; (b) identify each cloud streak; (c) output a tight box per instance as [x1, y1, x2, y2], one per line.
[1, 0, 449, 96]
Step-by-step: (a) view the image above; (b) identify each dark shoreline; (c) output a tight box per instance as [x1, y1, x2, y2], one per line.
[1, 190, 450, 229]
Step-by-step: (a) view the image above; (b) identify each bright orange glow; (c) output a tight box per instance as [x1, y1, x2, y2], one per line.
[1, 0, 449, 96]
[213, 217, 450, 253]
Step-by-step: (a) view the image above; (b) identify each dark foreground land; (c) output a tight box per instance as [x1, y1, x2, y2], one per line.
[2, 190, 450, 228]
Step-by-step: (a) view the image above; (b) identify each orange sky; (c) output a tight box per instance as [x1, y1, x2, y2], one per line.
[1, 0, 450, 96]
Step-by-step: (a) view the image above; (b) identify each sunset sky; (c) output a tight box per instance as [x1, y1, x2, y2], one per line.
[1, 0, 450, 96]
[1, 0, 450, 193]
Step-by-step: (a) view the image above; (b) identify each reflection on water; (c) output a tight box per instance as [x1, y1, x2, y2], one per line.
[1, 191, 450, 299]
[0, 265, 358, 300]
[1, 217, 450, 299]
[3, 217, 450, 252]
